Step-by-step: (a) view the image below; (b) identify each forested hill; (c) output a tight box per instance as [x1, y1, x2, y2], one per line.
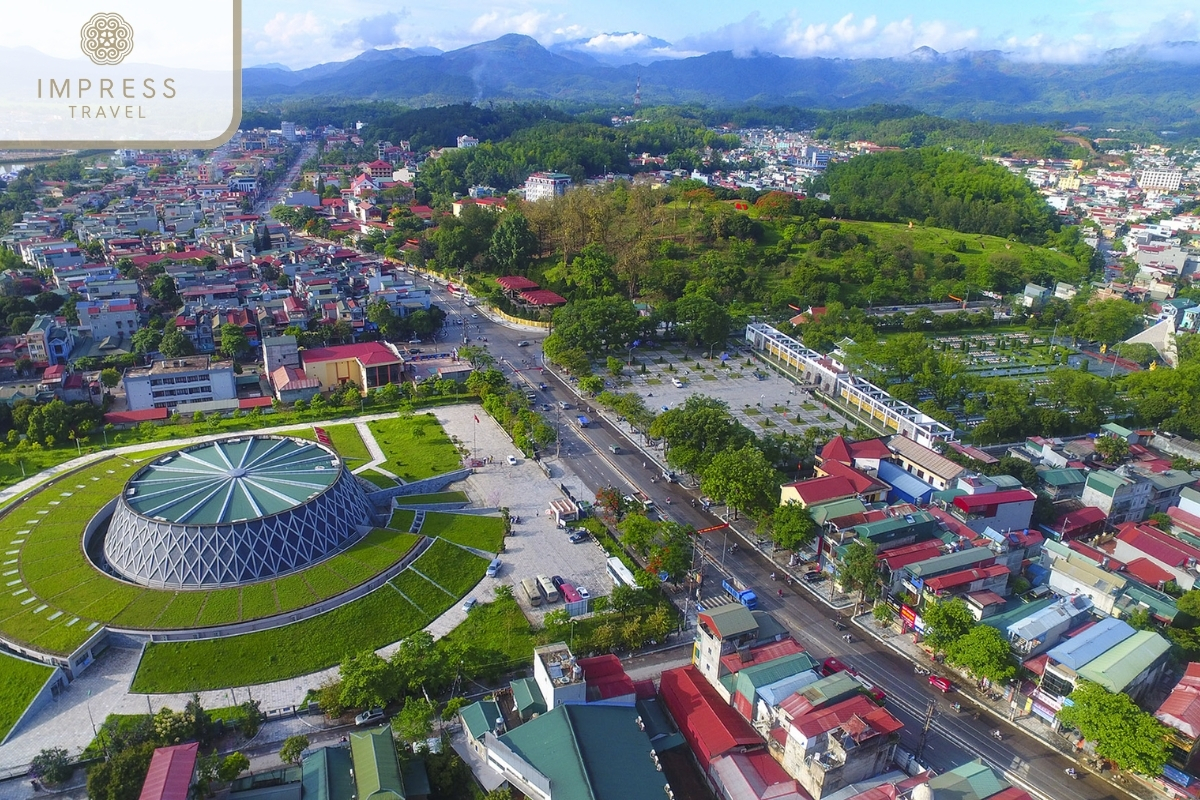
[242, 34, 1200, 132]
[819, 149, 1061, 242]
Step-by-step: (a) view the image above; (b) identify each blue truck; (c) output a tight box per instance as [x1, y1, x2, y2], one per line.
[576, 415, 591, 428]
[722, 577, 758, 610]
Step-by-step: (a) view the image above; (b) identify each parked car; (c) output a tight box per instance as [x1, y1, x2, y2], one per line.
[462, 597, 478, 613]
[551, 575, 565, 590]
[486, 558, 502, 578]
[355, 707, 385, 726]
[671, 377, 684, 388]
[408, 338, 422, 344]
[407, 348, 421, 354]
[802, 570, 826, 584]
[577, 586, 590, 599]
[506, 455, 518, 465]
[928, 675, 953, 693]
[568, 530, 589, 544]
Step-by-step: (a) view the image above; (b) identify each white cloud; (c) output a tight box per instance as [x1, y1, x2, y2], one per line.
[584, 32, 652, 53]
[261, 11, 323, 48]
[333, 11, 410, 48]
[469, 10, 551, 38]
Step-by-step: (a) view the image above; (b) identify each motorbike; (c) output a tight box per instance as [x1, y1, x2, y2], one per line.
[951, 702, 962, 712]
[834, 621, 847, 631]
[1065, 769, 1079, 780]
[990, 730, 1003, 741]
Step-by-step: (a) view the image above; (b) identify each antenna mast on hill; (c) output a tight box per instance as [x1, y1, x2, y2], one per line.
[634, 75, 641, 111]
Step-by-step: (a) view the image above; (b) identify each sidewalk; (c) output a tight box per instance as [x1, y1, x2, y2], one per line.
[852, 610, 1164, 800]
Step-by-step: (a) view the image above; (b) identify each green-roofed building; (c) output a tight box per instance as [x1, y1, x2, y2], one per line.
[1040, 468, 1088, 500]
[852, 512, 940, 547]
[490, 703, 672, 800]
[904, 547, 997, 583]
[510, 677, 547, 720]
[1076, 630, 1171, 700]
[810, 497, 867, 526]
[733, 652, 819, 719]
[1115, 582, 1178, 624]
[1081, 468, 1151, 525]
[302, 745, 356, 800]
[785, 672, 862, 714]
[350, 725, 406, 800]
[460, 698, 503, 753]
[927, 759, 1009, 800]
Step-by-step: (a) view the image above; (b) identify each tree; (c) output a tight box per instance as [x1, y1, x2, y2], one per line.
[338, 649, 396, 710]
[675, 293, 730, 349]
[922, 598, 975, 652]
[873, 604, 895, 626]
[149, 275, 180, 308]
[218, 323, 250, 359]
[489, 213, 539, 274]
[217, 752, 250, 783]
[1093, 435, 1130, 464]
[618, 513, 657, 556]
[158, 328, 195, 358]
[836, 540, 880, 603]
[1073, 298, 1144, 345]
[131, 327, 163, 356]
[945, 624, 1015, 682]
[651, 395, 750, 475]
[647, 522, 696, 584]
[390, 630, 445, 696]
[606, 355, 624, 376]
[1057, 680, 1170, 775]
[700, 444, 779, 519]
[86, 741, 156, 800]
[31, 747, 72, 785]
[99, 368, 120, 389]
[579, 375, 604, 395]
[279, 735, 309, 765]
[769, 503, 819, 551]
[396, 697, 436, 743]
[563, 243, 618, 298]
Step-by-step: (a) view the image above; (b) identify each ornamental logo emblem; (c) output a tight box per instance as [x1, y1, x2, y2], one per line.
[80, 12, 134, 66]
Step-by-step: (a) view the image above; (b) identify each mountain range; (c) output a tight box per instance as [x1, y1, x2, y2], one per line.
[242, 34, 1200, 130]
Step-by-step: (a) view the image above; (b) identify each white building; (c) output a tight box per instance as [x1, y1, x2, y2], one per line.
[524, 172, 572, 202]
[456, 135, 479, 149]
[281, 121, 297, 142]
[1139, 169, 1183, 192]
[123, 356, 237, 411]
[77, 299, 139, 340]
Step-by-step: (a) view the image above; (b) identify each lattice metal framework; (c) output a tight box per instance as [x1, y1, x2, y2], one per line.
[104, 436, 374, 588]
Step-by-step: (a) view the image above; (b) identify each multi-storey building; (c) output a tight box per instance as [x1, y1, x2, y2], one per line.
[123, 356, 237, 411]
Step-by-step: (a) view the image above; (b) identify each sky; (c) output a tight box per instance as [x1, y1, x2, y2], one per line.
[242, 0, 1200, 69]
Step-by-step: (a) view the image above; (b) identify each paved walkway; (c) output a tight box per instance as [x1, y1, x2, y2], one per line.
[349, 421, 398, 479]
[0, 404, 612, 775]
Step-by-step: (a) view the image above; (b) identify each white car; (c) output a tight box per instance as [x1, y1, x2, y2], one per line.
[462, 597, 478, 613]
[517, 340, 531, 347]
[577, 586, 590, 599]
[471, 313, 479, 319]
[506, 455, 518, 465]
[355, 707, 385, 726]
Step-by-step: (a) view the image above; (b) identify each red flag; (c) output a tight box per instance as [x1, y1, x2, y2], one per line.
[474, 414, 480, 423]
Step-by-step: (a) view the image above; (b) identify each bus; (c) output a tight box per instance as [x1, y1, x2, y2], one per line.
[520, 578, 542, 607]
[560, 582, 582, 604]
[606, 557, 636, 589]
[536, 575, 560, 603]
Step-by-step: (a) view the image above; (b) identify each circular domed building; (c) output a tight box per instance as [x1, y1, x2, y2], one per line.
[103, 435, 375, 589]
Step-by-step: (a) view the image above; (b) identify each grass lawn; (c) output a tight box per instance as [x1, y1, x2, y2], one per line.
[367, 414, 461, 482]
[742, 408, 761, 416]
[418, 512, 505, 552]
[802, 403, 819, 411]
[132, 583, 431, 693]
[644, 378, 662, 386]
[440, 594, 535, 665]
[700, 374, 718, 381]
[389, 570, 452, 614]
[323, 425, 372, 465]
[412, 539, 488, 597]
[388, 509, 417, 532]
[357, 470, 397, 488]
[0, 652, 53, 741]
[395, 491, 469, 505]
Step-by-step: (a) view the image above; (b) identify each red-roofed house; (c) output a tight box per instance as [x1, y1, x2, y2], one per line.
[817, 436, 891, 473]
[1111, 521, 1200, 591]
[496, 276, 539, 292]
[922, 564, 1010, 599]
[1044, 506, 1107, 541]
[780, 476, 858, 509]
[300, 341, 404, 396]
[814, 460, 889, 503]
[951, 489, 1036, 534]
[1157, 663, 1200, 770]
[709, 751, 809, 800]
[779, 695, 903, 800]
[577, 655, 636, 704]
[659, 666, 763, 767]
[518, 289, 568, 307]
[719, 639, 806, 678]
[138, 742, 198, 800]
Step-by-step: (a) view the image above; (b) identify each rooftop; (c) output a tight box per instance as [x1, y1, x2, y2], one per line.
[535, 643, 585, 686]
[1077, 630, 1171, 693]
[124, 436, 340, 524]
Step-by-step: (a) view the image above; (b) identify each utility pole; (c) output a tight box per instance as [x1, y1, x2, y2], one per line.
[915, 700, 936, 762]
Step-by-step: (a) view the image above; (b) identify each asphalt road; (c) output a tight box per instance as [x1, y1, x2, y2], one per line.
[379, 278, 1128, 800]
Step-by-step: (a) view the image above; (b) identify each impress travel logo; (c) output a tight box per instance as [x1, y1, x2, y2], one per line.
[0, 1, 240, 148]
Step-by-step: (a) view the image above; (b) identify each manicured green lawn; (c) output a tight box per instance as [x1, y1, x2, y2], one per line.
[0, 455, 421, 653]
[132, 584, 430, 693]
[418, 513, 504, 552]
[412, 539, 488, 597]
[367, 414, 461, 481]
[389, 570, 452, 614]
[357, 470, 397, 488]
[395, 491, 469, 505]
[323, 424, 372, 464]
[0, 653, 54, 741]
[388, 509, 417, 531]
[440, 594, 535, 664]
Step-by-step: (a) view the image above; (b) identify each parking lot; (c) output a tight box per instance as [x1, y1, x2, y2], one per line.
[597, 343, 854, 439]
[422, 405, 613, 630]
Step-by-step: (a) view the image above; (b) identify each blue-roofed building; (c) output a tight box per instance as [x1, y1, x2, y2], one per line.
[754, 671, 822, 720]
[878, 460, 936, 505]
[1040, 618, 1136, 699]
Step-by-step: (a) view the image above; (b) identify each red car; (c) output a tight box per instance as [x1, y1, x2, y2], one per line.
[928, 675, 953, 693]
[822, 657, 852, 677]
